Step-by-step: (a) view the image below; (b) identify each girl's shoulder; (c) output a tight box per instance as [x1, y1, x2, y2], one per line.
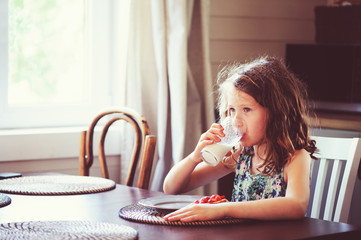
[283, 148, 312, 182]
[292, 148, 311, 162]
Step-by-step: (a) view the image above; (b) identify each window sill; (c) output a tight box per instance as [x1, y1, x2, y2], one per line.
[0, 127, 121, 161]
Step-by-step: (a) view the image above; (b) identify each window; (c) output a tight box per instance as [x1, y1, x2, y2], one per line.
[0, 0, 130, 129]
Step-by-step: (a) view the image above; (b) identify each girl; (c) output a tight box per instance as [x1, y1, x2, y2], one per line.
[163, 56, 317, 222]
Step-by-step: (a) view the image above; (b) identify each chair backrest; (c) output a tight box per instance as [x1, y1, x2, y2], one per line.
[307, 136, 361, 223]
[79, 107, 157, 189]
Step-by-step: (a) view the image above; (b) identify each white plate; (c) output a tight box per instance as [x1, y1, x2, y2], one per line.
[138, 195, 201, 210]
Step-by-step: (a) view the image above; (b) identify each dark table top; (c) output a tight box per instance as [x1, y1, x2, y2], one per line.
[0, 176, 360, 240]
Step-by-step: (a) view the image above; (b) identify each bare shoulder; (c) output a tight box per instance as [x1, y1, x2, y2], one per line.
[284, 148, 312, 182]
[288, 149, 311, 165]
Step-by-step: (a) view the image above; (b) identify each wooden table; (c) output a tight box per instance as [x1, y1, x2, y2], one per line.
[0, 181, 360, 239]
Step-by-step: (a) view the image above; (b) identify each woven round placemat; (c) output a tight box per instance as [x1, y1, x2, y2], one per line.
[0, 193, 11, 208]
[0, 220, 137, 240]
[0, 175, 116, 195]
[119, 203, 245, 226]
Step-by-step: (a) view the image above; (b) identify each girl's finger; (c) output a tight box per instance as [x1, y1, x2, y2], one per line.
[164, 210, 190, 221]
[202, 132, 221, 143]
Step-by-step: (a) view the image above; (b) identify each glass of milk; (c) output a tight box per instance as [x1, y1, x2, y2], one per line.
[200, 117, 242, 166]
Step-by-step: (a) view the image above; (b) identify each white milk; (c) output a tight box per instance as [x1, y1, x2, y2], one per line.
[200, 117, 242, 166]
[200, 143, 233, 166]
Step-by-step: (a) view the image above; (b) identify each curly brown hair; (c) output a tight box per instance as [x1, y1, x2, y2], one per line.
[217, 56, 317, 175]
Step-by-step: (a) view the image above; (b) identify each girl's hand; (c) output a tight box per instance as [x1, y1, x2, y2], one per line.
[191, 123, 225, 161]
[163, 203, 226, 222]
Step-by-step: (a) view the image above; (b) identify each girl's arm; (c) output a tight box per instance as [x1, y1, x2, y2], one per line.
[163, 123, 235, 194]
[163, 155, 232, 194]
[164, 149, 311, 221]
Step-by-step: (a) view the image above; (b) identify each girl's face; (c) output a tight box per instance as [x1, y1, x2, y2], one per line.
[227, 85, 268, 148]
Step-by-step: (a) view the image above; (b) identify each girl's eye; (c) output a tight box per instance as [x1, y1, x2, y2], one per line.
[228, 107, 236, 115]
[243, 107, 251, 113]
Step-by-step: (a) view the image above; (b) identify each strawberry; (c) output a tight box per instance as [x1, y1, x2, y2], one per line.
[194, 194, 226, 204]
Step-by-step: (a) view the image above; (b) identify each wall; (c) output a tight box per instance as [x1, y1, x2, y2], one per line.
[0, 127, 126, 185]
[0, 156, 121, 184]
[209, 0, 327, 84]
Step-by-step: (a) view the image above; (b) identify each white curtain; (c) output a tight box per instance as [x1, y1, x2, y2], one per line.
[123, 0, 215, 193]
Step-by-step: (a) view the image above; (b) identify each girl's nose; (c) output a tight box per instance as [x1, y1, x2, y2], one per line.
[232, 113, 245, 131]
[231, 115, 242, 128]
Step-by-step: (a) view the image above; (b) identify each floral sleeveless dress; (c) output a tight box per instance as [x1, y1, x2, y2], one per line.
[231, 153, 287, 202]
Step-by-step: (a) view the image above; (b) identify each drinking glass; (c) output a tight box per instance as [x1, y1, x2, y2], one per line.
[200, 117, 242, 166]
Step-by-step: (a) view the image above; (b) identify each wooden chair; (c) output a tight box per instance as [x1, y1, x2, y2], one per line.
[307, 136, 361, 223]
[79, 107, 157, 189]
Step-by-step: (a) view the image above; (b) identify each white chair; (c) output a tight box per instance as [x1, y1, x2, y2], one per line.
[307, 136, 361, 223]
